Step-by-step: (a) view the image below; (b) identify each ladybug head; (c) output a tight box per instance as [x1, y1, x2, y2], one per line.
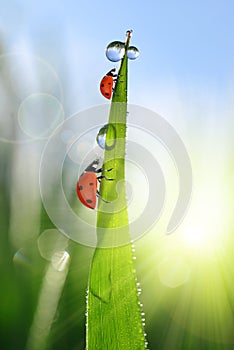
[106, 68, 117, 77]
[85, 158, 102, 172]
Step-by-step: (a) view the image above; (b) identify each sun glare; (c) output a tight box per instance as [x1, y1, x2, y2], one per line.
[183, 225, 206, 248]
[177, 182, 228, 259]
[180, 220, 222, 259]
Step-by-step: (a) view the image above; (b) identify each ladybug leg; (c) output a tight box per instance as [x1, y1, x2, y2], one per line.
[97, 175, 114, 182]
[96, 190, 110, 203]
[95, 167, 113, 174]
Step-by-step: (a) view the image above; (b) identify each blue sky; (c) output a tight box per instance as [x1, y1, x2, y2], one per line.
[1, 0, 234, 119]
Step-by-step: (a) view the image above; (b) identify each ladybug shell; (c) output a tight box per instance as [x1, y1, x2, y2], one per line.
[76, 172, 98, 209]
[100, 75, 114, 99]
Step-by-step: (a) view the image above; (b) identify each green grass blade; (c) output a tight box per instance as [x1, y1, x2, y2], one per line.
[86, 31, 146, 350]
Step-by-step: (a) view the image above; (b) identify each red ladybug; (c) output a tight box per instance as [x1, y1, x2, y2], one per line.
[100, 69, 117, 99]
[76, 159, 113, 209]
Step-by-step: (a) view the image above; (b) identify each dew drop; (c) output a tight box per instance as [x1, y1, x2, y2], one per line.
[127, 46, 140, 60]
[96, 125, 107, 149]
[106, 41, 125, 62]
[96, 123, 116, 150]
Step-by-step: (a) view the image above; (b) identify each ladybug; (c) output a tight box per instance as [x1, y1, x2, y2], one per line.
[100, 68, 117, 99]
[76, 159, 113, 209]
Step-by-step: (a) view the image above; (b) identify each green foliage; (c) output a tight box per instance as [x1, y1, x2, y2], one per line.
[86, 33, 146, 350]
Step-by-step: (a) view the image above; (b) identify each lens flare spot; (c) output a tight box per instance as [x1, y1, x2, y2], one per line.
[183, 225, 205, 248]
[158, 255, 191, 288]
[51, 251, 70, 271]
[13, 249, 30, 268]
[18, 93, 64, 139]
[38, 229, 69, 261]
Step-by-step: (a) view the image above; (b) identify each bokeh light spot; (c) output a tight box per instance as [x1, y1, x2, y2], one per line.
[158, 255, 191, 288]
[37, 229, 69, 261]
[18, 93, 64, 139]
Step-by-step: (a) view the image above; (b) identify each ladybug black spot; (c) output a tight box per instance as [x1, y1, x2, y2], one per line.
[105, 93, 110, 96]
[89, 182, 94, 186]
[101, 83, 104, 87]
[86, 199, 92, 204]
[108, 82, 112, 85]
[79, 185, 83, 190]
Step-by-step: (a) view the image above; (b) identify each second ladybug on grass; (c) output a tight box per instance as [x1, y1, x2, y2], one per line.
[76, 159, 114, 209]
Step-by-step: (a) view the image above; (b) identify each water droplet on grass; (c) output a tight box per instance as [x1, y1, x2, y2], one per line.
[106, 41, 125, 62]
[96, 123, 116, 150]
[127, 46, 140, 60]
[96, 125, 107, 149]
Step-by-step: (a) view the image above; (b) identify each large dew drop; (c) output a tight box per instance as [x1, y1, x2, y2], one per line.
[127, 46, 140, 60]
[96, 125, 107, 149]
[106, 41, 125, 62]
[96, 123, 116, 150]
